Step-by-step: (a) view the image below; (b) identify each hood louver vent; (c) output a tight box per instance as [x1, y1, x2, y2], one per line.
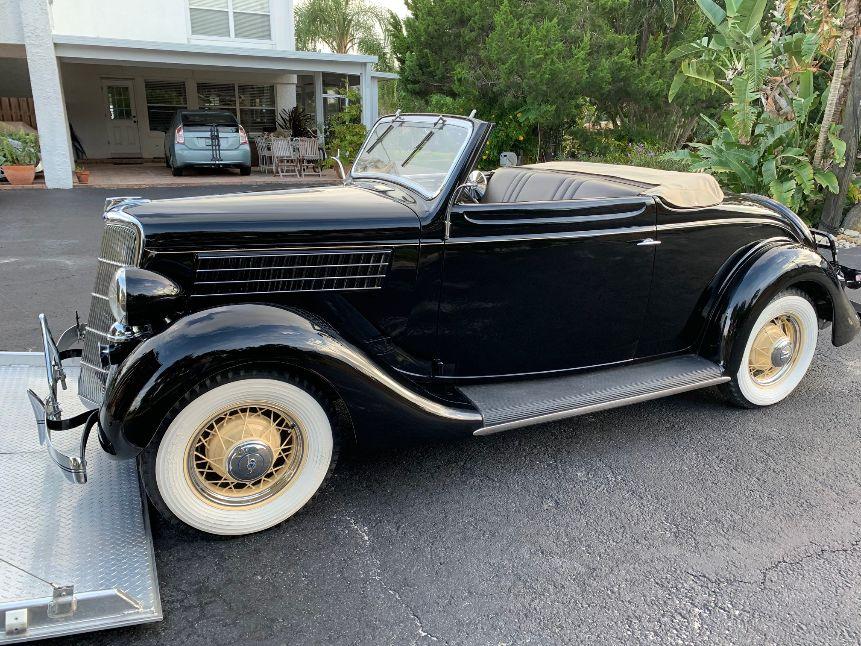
[193, 248, 392, 297]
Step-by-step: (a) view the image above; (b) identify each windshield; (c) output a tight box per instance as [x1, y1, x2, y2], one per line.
[351, 116, 473, 198]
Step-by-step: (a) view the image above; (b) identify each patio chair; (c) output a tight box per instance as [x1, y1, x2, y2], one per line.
[297, 137, 324, 177]
[255, 135, 273, 174]
[271, 137, 300, 178]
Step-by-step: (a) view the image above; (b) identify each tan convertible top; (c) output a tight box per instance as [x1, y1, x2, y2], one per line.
[523, 161, 725, 209]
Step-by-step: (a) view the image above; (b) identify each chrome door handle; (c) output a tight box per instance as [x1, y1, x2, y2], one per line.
[634, 238, 661, 246]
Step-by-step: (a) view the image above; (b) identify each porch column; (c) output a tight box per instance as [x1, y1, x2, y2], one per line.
[313, 71, 324, 139]
[20, 0, 74, 188]
[360, 63, 374, 130]
[275, 73, 297, 119]
[370, 76, 379, 122]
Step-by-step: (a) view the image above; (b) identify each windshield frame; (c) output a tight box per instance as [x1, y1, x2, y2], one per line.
[350, 114, 475, 199]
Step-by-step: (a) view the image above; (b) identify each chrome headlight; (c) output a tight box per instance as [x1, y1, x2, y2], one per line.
[108, 267, 127, 324]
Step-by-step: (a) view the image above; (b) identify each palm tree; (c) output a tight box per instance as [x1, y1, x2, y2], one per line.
[295, 0, 389, 56]
[813, 0, 860, 168]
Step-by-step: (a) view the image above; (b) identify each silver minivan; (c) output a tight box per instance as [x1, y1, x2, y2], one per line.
[164, 110, 252, 176]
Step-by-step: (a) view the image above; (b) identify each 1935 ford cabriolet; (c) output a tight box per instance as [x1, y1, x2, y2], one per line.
[29, 113, 861, 535]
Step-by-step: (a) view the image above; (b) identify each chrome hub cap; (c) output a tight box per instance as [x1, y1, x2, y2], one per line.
[226, 440, 274, 482]
[748, 314, 801, 386]
[185, 404, 305, 507]
[770, 338, 795, 368]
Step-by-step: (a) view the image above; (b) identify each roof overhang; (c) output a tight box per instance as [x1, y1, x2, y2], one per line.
[52, 35, 378, 75]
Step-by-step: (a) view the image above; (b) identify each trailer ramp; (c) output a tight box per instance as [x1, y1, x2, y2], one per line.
[0, 353, 161, 642]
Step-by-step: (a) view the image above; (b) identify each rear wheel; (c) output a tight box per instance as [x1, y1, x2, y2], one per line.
[240, 165, 252, 176]
[721, 289, 818, 408]
[139, 372, 337, 535]
[171, 163, 183, 177]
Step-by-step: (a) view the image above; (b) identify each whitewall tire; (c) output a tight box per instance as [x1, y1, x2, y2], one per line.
[140, 374, 335, 536]
[722, 289, 818, 408]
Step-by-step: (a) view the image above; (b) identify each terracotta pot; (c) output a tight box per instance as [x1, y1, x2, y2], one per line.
[75, 170, 90, 184]
[2, 165, 36, 186]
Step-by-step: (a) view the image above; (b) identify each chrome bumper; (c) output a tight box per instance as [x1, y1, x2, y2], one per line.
[25, 313, 95, 484]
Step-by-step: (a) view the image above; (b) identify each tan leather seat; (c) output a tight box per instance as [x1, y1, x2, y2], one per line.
[482, 167, 643, 204]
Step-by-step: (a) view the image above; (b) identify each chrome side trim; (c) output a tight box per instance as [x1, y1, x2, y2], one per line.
[190, 285, 386, 298]
[195, 274, 388, 286]
[153, 241, 422, 254]
[446, 216, 794, 246]
[655, 217, 791, 233]
[473, 376, 730, 435]
[197, 261, 387, 272]
[447, 224, 655, 245]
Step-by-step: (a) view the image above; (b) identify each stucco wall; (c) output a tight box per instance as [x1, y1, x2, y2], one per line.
[50, 0, 190, 44]
[0, 0, 24, 45]
[50, 0, 294, 50]
[63, 62, 292, 159]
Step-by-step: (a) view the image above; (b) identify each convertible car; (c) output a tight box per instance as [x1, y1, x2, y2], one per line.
[29, 113, 861, 535]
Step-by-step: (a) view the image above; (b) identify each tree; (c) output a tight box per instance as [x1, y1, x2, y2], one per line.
[665, 0, 844, 218]
[393, 0, 713, 163]
[814, 0, 860, 168]
[820, 35, 861, 230]
[295, 0, 388, 56]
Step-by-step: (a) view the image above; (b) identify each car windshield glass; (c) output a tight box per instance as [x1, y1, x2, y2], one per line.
[351, 116, 473, 197]
[181, 112, 237, 127]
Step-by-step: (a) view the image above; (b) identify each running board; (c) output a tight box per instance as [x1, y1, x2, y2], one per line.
[461, 355, 729, 436]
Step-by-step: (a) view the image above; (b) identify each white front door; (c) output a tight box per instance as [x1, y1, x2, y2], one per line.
[102, 79, 141, 157]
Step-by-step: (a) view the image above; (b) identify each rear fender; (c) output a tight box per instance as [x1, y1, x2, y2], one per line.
[700, 241, 861, 367]
[100, 304, 481, 458]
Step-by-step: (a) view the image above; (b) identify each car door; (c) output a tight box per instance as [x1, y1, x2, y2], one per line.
[436, 195, 658, 377]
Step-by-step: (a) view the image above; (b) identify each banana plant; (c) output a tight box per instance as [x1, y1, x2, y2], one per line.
[665, 0, 842, 217]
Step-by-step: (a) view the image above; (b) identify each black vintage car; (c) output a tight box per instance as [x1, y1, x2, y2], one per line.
[29, 113, 861, 535]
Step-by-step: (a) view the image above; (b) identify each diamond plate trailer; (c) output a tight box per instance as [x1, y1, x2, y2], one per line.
[0, 352, 161, 642]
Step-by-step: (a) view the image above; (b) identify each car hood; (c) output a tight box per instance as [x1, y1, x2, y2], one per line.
[124, 184, 422, 251]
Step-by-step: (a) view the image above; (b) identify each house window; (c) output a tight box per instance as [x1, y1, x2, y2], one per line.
[239, 84, 276, 131]
[145, 80, 188, 132]
[197, 82, 276, 132]
[188, 0, 271, 40]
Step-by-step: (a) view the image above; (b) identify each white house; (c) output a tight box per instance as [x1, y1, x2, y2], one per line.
[0, 0, 396, 187]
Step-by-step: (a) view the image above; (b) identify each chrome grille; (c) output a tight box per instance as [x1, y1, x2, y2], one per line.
[192, 249, 392, 297]
[78, 220, 140, 405]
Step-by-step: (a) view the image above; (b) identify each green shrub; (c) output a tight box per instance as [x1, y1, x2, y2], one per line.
[324, 88, 367, 166]
[0, 131, 39, 166]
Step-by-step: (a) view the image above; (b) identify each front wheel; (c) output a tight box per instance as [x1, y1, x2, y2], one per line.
[721, 288, 818, 408]
[139, 373, 337, 535]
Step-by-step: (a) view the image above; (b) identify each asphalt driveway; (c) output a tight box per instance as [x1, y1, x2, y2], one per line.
[1, 188, 860, 645]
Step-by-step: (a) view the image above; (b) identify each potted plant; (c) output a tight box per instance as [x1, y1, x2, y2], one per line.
[75, 163, 90, 184]
[0, 132, 40, 185]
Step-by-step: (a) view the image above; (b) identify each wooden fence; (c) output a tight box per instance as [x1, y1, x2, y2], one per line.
[0, 97, 37, 129]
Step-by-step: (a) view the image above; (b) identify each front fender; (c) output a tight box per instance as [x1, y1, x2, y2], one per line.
[701, 241, 861, 367]
[100, 304, 482, 458]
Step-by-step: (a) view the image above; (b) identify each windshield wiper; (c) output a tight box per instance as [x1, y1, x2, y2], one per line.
[365, 113, 405, 155]
[401, 115, 446, 167]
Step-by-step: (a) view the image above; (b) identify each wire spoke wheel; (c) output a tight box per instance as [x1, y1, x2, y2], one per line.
[145, 375, 335, 535]
[724, 289, 818, 408]
[185, 403, 306, 507]
[747, 314, 802, 386]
